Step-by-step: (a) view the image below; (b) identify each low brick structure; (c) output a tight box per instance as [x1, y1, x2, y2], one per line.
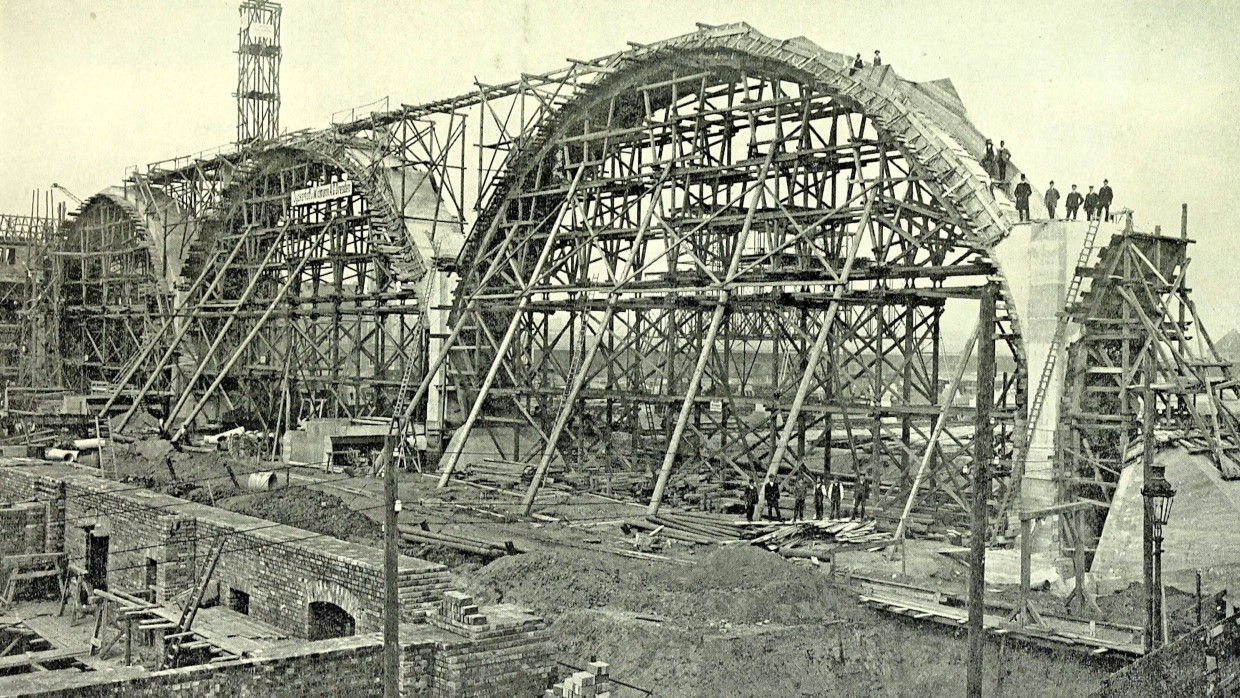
[0, 459, 553, 697]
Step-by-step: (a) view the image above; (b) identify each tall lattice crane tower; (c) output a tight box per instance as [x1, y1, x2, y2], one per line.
[235, 1, 281, 145]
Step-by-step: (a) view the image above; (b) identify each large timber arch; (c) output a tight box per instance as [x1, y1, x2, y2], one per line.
[57, 188, 188, 393]
[440, 25, 1028, 534]
[109, 136, 463, 442]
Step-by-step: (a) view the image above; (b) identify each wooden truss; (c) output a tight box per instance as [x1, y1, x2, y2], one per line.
[106, 143, 427, 439]
[387, 43, 1024, 533]
[1058, 227, 1240, 558]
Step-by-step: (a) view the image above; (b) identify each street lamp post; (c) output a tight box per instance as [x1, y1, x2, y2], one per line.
[1143, 464, 1176, 649]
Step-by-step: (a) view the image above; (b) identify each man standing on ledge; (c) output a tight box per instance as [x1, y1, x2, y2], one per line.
[1065, 185, 1083, 220]
[1084, 185, 1099, 221]
[1014, 174, 1032, 221]
[1099, 179, 1114, 222]
[849, 53, 864, 75]
[1044, 181, 1060, 220]
[997, 140, 1011, 182]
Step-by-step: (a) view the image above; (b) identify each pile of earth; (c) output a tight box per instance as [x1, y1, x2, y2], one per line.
[470, 546, 1112, 698]
[220, 488, 383, 548]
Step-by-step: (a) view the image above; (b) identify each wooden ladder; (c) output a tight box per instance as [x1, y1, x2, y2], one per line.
[383, 346, 426, 476]
[162, 534, 225, 669]
[94, 415, 119, 480]
[1021, 216, 1104, 458]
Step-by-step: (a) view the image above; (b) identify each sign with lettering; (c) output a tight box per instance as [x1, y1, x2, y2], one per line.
[249, 22, 275, 41]
[290, 180, 353, 206]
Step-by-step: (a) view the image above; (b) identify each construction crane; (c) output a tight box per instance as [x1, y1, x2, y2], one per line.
[50, 183, 82, 205]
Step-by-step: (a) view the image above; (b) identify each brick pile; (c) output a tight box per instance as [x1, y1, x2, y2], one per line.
[546, 662, 614, 698]
[438, 591, 488, 627]
[424, 592, 553, 697]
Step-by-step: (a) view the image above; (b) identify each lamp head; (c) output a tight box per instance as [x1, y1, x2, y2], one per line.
[1142, 465, 1177, 532]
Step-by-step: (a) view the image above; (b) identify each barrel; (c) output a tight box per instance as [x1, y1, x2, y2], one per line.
[243, 471, 278, 491]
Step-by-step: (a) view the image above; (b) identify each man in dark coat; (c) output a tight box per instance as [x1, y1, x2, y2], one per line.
[792, 477, 808, 521]
[851, 475, 871, 520]
[1098, 179, 1114, 221]
[1044, 181, 1060, 220]
[828, 477, 844, 519]
[813, 476, 827, 520]
[1084, 186, 1099, 221]
[763, 478, 783, 521]
[873, 50, 882, 67]
[849, 53, 864, 76]
[1014, 174, 1033, 221]
[743, 480, 759, 522]
[1065, 185, 1083, 220]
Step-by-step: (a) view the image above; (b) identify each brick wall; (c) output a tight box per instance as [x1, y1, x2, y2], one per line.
[0, 502, 45, 555]
[0, 463, 453, 639]
[187, 505, 453, 637]
[4, 634, 385, 698]
[424, 592, 554, 697]
[0, 461, 554, 698]
[58, 475, 196, 595]
[0, 464, 39, 503]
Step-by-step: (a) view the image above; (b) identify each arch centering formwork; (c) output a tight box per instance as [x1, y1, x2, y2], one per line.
[434, 25, 1028, 533]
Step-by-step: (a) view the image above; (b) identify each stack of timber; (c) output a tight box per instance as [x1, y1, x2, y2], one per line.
[462, 460, 532, 489]
[555, 467, 648, 498]
[399, 522, 522, 557]
[622, 512, 745, 545]
[746, 519, 889, 559]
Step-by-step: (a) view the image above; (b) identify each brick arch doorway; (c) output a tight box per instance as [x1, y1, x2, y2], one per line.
[307, 601, 355, 641]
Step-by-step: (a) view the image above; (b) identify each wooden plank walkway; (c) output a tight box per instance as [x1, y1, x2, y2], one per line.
[854, 577, 1144, 658]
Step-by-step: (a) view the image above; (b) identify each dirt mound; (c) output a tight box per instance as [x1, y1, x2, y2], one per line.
[221, 488, 382, 548]
[470, 549, 664, 610]
[679, 545, 799, 593]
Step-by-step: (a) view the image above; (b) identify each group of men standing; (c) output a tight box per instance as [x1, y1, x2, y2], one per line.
[848, 50, 884, 76]
[979, 139, 1012, 184]
[1036, 180, 1114, 222]
[982, 138, 1115, 223]
[742, 473, 870, 523]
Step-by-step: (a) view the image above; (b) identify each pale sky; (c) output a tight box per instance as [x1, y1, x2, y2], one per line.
[2, 0, 1238, 335]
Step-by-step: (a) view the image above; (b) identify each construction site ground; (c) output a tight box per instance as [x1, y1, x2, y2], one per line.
[94, 441, 1206, 696]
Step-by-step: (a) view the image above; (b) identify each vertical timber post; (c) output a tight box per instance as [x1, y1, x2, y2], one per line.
[1142, 364, 1156, 654]
[967, 282, 996, 698]
[382, 439, 399, 698]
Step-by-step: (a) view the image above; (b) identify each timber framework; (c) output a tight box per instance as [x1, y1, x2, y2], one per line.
[3, 21, 1237, 565]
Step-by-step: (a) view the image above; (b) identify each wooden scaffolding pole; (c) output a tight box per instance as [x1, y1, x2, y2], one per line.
[967, 282, 995, 698]
[890, 320, 981, 547]
[109, 224, 258, 432]
[760, 190, 872, 488]
[647, 150, 777, 515]
[436, 166, 587, 487]
[520, 168, 670, 515]
[168, 222, 327, 441]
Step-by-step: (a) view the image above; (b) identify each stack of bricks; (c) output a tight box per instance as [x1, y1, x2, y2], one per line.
[546, 662, 614, 698]
[424, 591, 553, 697]
[437, 591, 488, 627]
